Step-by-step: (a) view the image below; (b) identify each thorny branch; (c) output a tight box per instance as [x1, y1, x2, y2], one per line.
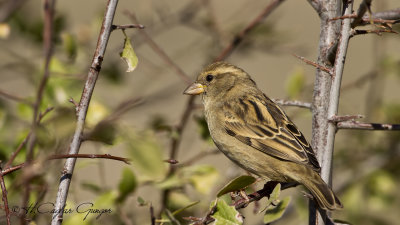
[51, 0, 121, 224]
[111, 24, 145, 30]
[273, 99, 312, 109]
[337, 121, 400, 131]
[2, 154, 130, 176]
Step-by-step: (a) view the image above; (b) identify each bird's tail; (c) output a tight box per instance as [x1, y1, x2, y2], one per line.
[301, 174, 343, 211]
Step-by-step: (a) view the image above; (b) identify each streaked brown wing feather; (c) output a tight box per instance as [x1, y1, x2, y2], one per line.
[223, 94, 321, 172]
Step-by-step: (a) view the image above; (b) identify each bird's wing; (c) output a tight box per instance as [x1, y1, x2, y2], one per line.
[222, 94, 321, 172]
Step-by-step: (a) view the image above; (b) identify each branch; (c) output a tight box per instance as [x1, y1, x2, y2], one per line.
[329, 114, 363, 122]
[0, 0, 27, 22]
[111, 24, 145, 30]
[5, 107, 53, 169]
[309, 0, 343, 224]
[350, 29, 398, 37]
[325, 0, 353, 186]
[337, 121, 400, 130]
[2, 154, 129, 176]
[293, 54, 332, 74]
[272, 99, 312, 109]
[214, 0, 286, 61]
[0, 89, 32, 105]
[47, 154, 130, 164]
[0, 168, 11, 225]
[368, 8, 400, 21]
[51, 0, 119, 224]
[4, 132, 31, 169]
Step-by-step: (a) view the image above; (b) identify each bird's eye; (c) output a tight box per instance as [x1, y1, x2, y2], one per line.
[206, 74, 214, 82]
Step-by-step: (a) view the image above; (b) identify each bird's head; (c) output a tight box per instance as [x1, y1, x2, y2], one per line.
[183, 62, 256, 100]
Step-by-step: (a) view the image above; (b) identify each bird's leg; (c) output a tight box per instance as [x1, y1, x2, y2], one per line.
[239, 189, 249, 202]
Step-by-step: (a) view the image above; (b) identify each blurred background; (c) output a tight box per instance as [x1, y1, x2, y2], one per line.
[0, 0, 399, 224]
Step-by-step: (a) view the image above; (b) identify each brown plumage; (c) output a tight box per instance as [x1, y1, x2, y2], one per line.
[184, 61, 342, 210]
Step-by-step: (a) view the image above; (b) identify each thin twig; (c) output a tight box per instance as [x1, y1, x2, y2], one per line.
[0, 0, 27, 22]
[123, 10, 192, 85]
[0, 89, 32, 105]
[51, 0, 119, 224]
[47, 154, 130, 164]
[2, 154, 128, 176]
[293, 54, 332, 74]
[1, 163, 25, 176]
[4, 133, 31, 169]
[367, 8, 400, 21]
[337, 121, 400, 130]
[273, 99, 312, 109]
[164, 159, 179, 164]
[214, 0, 286, 61]
[0, 168, 11, 225]
[112, 24, 145, 30]
[350, 29, 398, 37]
[22, 1, 56, 222]
[5, 107, 54, 169]
[329, 114, 364, 122]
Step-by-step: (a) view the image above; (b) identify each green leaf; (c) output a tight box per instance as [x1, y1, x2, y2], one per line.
[120, 30, 138, 72]
[258, 183, 281, 214]
[212, 199, 243, 225]
[217, 175, 256, 197]
[137, 196, 147, 206]
[117, 168, 138, 203]
[286, 67, 305, 99]
[265, 183, 281, 206]
[263, 196, 291, 224]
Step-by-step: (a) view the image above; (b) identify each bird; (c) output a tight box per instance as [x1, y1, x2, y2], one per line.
[183, 61, 342, 210]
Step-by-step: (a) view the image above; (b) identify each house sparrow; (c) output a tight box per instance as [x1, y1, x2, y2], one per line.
[183, 62, 342, 210]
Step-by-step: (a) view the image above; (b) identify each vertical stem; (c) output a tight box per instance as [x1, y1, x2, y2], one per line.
[310, 1, 341, 224]
[22, 0, 56, 224]
[51, 0, 119, 224]
[326, 0, 353, 185]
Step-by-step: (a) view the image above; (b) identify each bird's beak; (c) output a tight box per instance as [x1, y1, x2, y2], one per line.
[183, 83, 205, 95]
